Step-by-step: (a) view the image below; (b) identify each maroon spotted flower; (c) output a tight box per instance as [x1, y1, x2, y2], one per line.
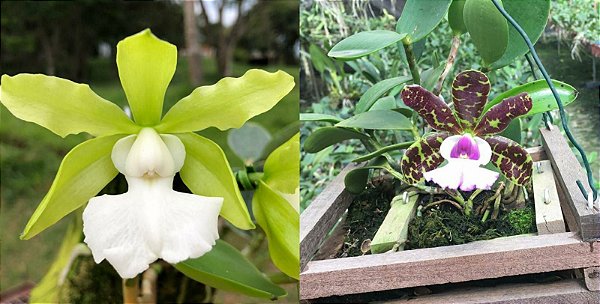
[400, 70, 533, 191]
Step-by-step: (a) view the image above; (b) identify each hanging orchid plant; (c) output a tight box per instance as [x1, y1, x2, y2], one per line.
[0, 28, 295, 289]
[400, 70, 533, 191]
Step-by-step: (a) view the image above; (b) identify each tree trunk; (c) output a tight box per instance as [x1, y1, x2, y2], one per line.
[216, 37, 233, 77]
[183, 0, 203, 86]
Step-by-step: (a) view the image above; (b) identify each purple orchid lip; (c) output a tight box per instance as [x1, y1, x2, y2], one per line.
[449, 135, 480, 160]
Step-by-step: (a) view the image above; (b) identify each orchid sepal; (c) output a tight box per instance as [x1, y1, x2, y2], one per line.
[474, 92, 532, 136]
[401, 132, 450, 184]
[401, 85, 462, 133]
[485, 136, 533, 185]
[451, 70, 491, 130]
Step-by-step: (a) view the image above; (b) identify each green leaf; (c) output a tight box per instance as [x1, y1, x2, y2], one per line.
[336, 110, 412, 130]
[253, 180, 299, 279]
[29, 212, 83, 303]
[490, 0, 550, 69]
[345, 157, 387, 194]
[352, 141, 414, 163]
[499, 117, 522, 144]
[448, 0, 468, 35]
[355, 76, 412, 113]
[263, 133, 299, 194]
[176, 240, 287, 300]
[328, 30, 407, 60]
[117, 29, 176, 126]
[0, 74, 139, 138]
[227, 122, 271, 163]
[177, 133, 254, 230]
[421, 63, 447, 91]
[396, 0, 453, 43]
[370, 96, 397, 111]
[299, 113, 342, 124]
[21, 135, 123, 239]
[303, 126, 370, 153]
[483, 79, 578, 116]
[309, 44, 336, 74]
[156, 69, 294, 133]
[463, 0, 509, 64]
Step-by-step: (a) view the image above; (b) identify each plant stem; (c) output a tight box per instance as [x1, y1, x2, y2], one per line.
[434, 35, 461, 96]
[445, 189, 466, 208]
[465, 189, 483, 216]
[402, 38, 421, 85]
[481, 209, 491, 222]
[123, 276, 140, 304]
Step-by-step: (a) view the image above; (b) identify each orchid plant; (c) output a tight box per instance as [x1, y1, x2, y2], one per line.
[1, 29, 297, 300]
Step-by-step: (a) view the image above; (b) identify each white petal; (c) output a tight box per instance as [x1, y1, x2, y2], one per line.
[111, 134, 136, 174]
[439, 135, 462, 160]
[83, 176, 223, 278]
[423, 161, 462, 190]
[125, 128, 175, 177]
[473, 136, 492, 165]
[460, 166, 499, 191]
[161, 134, 186, 172]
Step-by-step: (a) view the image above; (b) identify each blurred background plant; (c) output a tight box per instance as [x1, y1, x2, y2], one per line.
[0, 1, 299, 302]
[300, 0, 599, 210]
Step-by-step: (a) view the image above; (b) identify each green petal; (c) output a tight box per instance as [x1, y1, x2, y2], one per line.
[21, 135, 123, 239]
[401, 132, 450, 184]
[156, 69, 294, 133]
[0, 74, 139, 137]
[117, 29, 176, 125]
[486, 136, 533, 185]
[176, 132, 254, 230]
[253, 180, 299, 279]
[175, 240, 287, 300]
[263, 133, 299, 194]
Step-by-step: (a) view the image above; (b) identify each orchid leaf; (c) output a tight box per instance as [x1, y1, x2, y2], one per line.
[451, 70, 491, 130]
[421, 63, 446, 92]
[117, 29, 176, 126]
[253, 180, 299, 279]
[177, 133, 254, 230]
[263, 133, 299, 194]
[0, 74, 139, 137]
[345, 157, 387, 193]
[176, 240, 287, 299]
[328, 30, 407, 60]
[336, 110, 412, 130]
[352, 141, 414, 163]
[474, 93, 532, 136]
[309, 44, 336, 74]
[490, 0, 550, 69]
[483, 79, 577, 115]
[401, 85, 462, 133]
[228, 122, 271, 163]
[355, 76, 412, 113]
[463, 0, 509, 65]
[485, 136, 533, 185]
[21, 135, 123, 239]
[299, 113, 342, 124]
[396, 0, 453, 43]
[370, 96, 396, 111]
[499, 118, 522, 144]
[303, 126, 370, 153]
[401, 133, 450, 184]
[156, 70, 294, 133]
[448, 0, 467, 35]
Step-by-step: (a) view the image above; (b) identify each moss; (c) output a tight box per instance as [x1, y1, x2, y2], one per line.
[506, 206, 536, 235]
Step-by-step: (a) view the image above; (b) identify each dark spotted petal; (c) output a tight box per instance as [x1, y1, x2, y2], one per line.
[452, 70, 491, 130]
[474, 93, 532, 136]
[401, 132, 450, 184]
[486, 136, 532, 185]
[401, 85, 462, 134]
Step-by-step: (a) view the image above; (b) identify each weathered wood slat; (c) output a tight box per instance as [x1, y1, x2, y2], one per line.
[533, 160, 566, 234]
[387, 279, 599, 304]
[300, 164, 357, 269]
[300, 232, 600, 299]
[371, 193, 418, 253]
[584, 267, 600, 291]
[526, 145, 547, 162]
[540, 127, 600, 241]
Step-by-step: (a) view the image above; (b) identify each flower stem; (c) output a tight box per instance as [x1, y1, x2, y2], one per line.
[123, 276, 140, 304]
[402, 38, 421, 85]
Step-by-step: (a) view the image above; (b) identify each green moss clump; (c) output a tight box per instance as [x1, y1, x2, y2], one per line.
[506, 206, 536, 235]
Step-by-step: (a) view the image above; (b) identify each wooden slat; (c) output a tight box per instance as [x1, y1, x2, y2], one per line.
[526, 145, 547, 161]
[387, 279, 599, 304]
[533, 160, 566, 234]
[584, 267, 600, 291]
[300, 164, 356, 269]
[371, 193, 418, 253]
[540, 127, 600, 241]
[300, 232, 600, 299]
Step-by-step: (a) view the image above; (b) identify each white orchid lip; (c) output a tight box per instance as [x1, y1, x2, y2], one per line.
[83, 128, 223, 278]
[424, 134, 499, 191]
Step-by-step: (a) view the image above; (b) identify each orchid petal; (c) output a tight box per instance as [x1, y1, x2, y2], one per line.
[117, 29, 176, 125]
[21, 135, 124, 240]
[401, 85, 462, 133]
[474, 93, 532, 136]
[486, 136, 533, 185]
[177, 133, 254, 230]
[424, 159, 499, 191]
[401, 132, 450, 184]
[124, 128, 175, 177]
[451, 70, 491, 129]
[0, 74, 139, 137]
[83, 176, 223, 278]
[156, 70, 294, 133]
[440, 135, 492, 165]
[263, 133, 299, 194]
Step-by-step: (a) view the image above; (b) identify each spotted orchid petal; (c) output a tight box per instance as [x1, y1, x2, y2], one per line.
[485, 136, 533, 185]
[401, 132, 451, 184]
[401, 85, 462, 133]
[451, 70, 491, 130]
[83, 128, 223, 278]
[474, 92, 532, 136]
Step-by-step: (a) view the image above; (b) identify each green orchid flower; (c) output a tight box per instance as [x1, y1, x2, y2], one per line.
[0, 29, 294, 278]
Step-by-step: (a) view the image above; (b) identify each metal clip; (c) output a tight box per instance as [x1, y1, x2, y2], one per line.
[544, 188, 551, 204]
[402, 191, 409, 204]
[536, 162, 544, 174]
